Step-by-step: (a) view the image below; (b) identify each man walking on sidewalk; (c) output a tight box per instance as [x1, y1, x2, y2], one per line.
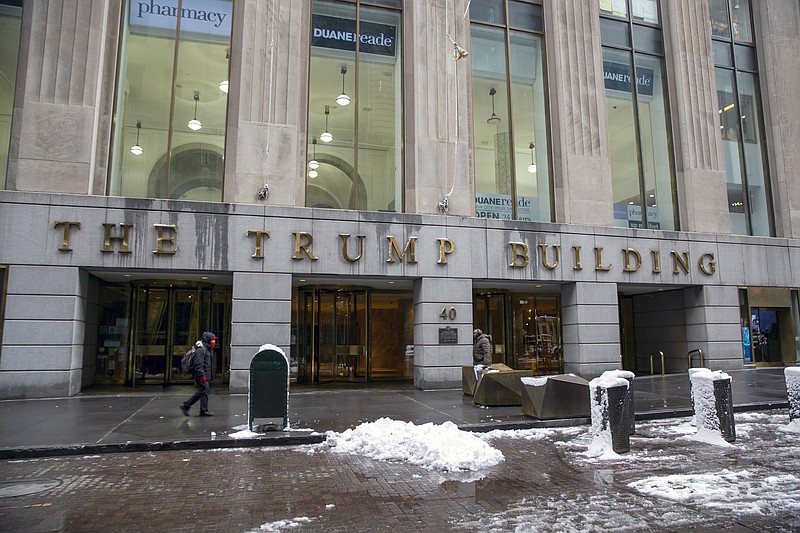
[180, 331, 216, 417]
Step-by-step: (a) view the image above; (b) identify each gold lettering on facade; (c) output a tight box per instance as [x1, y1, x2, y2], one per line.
[539, 244, 560, 270]
[509, 242, 530, 267]
[53, 221, 80, 251]
[247, 230, 271, 259]
[572, 245, 582, 270]
[101, 223, 133, 253]
[341, 234, 366, 263]
[698, 253, 716, 275]
[651, 250, 661, 273]
[437, 238, 456, 265]
[594, 247, 612, 271]
[387, 236, 418, 264]
[292, 232, 318, 261]
[671, 250, 689, 274]
[623, 248, 642, 272]
[153, 224, 178, 255]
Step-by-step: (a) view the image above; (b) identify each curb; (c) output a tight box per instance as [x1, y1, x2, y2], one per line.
[0, 434, 326, 461]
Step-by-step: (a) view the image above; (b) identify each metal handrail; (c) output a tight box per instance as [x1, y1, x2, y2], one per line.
[688, 349, 704, 368]
[649, 351, 665, 375]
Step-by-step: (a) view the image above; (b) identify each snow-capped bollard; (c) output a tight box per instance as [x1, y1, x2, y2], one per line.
[588, 375, 631, 454]
[689, 369, 735, 443]
[785, 367, 800, 422]
[687, 367, 709, 426]
[602, 370, 635, 435]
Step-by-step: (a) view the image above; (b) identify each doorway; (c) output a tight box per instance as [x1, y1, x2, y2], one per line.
[294, 287, 414, 384]
[94, 281, 231, 388]
[750, 308, 782, 365]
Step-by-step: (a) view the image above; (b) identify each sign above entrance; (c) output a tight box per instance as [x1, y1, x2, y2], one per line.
[312, 14, 397, 57]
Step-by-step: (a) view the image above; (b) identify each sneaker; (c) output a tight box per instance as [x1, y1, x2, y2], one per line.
[200, 411, 214, 417]
[180, 404, 189, 416]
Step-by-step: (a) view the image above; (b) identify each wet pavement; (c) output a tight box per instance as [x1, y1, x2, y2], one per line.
[0, 367, 796, 532]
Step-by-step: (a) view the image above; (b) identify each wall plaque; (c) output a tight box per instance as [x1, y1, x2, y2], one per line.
[439, 326, 458, 344]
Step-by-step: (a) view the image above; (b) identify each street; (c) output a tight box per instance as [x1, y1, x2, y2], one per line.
[1, 411, 798, 532]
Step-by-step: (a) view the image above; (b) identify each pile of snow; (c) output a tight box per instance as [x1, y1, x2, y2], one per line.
[324, 417, 504, 472]
[521, 376, 548, 387]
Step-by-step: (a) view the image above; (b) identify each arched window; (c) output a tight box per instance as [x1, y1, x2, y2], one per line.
[109, 0, 232, 201]
[306, 0, 403, 213]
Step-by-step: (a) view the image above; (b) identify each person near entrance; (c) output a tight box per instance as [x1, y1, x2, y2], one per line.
[473, 329, 492, 365]
[180, 331, 216, 417]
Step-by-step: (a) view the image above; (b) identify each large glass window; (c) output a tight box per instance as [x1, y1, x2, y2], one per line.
[711, 0, 773, 236]
[470, 0, 551, 222]
[109, 0, 232, 201]
[306, 0, 403, 212]
[0, 0, 22, 189]
[600, 0, 678, 231]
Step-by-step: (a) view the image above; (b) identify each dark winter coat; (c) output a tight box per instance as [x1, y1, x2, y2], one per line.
[473, 331, 492, 365]
[194, 331, 215, 382]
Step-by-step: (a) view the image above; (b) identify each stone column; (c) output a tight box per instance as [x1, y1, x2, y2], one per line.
[561, 282, 620, 378]
[0, 266, 87, 399]
[224, 0, 309, 206]
[404, 0, 472, 216]
[546, 1, 614, 226]
[683, 285, 743, 371]
[661, 0, 731, 234]
[413, 277, 473, 389]
[753, 0, 800, 239]
[7, 0, 118, 195]
[229, 272, 292, 393]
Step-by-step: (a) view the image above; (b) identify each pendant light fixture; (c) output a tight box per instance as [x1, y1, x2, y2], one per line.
[320, 105, 333, 143]
[487, 87, 501, 124]
[188, 91, 202, 131]
[130, 121, 143, 156]
[336, 65, 350, 106]
[308, 137, 320, 171]
[527, 142, 536, 173]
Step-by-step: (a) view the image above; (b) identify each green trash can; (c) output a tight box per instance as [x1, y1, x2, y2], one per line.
[248, 344, 289, 431]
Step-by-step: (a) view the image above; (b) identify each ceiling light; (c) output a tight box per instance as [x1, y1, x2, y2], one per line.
[723, 103, 735, 112]
[320, 105, 333, 143]
[336, 65, 350, 106]
[219, 79, 229, 94]
[130, 121, 143, 156]
[527, 142, 536, 173]
[188, 92, 202, 130]
[487, 87, 501, 124]
[308, 169, 318, 178]
[308, 137, 319, 169]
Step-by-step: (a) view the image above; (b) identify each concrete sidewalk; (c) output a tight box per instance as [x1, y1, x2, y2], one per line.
[0, 367, 789, 459]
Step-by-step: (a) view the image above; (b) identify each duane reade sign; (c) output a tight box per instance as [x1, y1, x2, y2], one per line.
[312, 14, 397, 57]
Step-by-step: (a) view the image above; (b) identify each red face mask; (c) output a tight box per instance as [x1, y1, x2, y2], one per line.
[210, 338, 217, 349]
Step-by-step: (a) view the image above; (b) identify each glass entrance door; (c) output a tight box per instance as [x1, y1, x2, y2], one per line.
[751, 308, 782, 364]
[473, 292, 507, 365]
[126, 283, 231, 387]
[298, 288, 368, 384]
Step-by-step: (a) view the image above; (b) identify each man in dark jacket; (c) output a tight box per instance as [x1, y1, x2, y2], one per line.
[180, 331, 216, 417]
[473, 329, 492, 365]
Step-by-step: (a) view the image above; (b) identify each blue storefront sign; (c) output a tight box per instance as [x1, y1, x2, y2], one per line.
[312, 14, 397, 57]
[603, 61, 654, 97]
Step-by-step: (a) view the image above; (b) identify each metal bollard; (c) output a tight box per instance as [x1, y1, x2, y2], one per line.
[785, 367, 800, 423]
[589, 376, 631, 454]
[689, 369, 735, 443]
[602, 370, 635, 435]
